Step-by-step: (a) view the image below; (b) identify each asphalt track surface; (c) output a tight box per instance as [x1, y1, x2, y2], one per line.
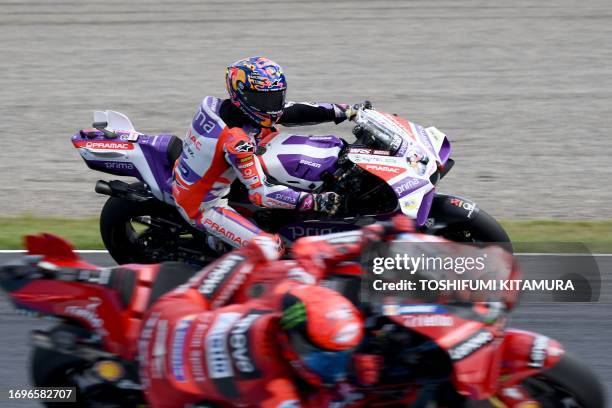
[1, 0, 612, 218]
[0, 252, 610, 407]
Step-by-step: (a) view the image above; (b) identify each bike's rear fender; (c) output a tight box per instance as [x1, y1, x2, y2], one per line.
[72, 113, 181, 203]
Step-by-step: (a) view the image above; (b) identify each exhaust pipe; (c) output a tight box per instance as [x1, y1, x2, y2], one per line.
[95, 180, 113, 196]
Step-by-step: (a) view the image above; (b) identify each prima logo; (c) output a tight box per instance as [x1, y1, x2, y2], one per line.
[394, 178, 424, 194]
[104, 162, 134, 170]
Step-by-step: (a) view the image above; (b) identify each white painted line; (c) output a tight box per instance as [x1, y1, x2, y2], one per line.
[0, 250, 611, 256]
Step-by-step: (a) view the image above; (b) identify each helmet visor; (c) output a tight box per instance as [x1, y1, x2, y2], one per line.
[242, 89, 286, 113]
[289, 331, 352, 384]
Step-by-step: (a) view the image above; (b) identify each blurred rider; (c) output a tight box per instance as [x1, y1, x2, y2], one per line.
[139, 216, 417, 407]
[172, 56, 361, 253]
[140, 263, 363, 407]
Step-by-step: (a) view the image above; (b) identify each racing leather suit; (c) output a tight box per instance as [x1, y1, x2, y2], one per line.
[139, 218, 415, 407]
[172, 97, 350, 249]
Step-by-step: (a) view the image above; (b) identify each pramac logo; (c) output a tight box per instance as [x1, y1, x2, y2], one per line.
[73, 140, 134, 150]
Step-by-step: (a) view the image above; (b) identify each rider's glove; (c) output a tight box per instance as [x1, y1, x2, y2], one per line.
[334, 101, 372, 124]
[298, 192, 341, 215]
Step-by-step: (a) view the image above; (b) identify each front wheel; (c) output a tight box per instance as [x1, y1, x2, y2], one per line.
[518, 352, 606, 407]
[438, 208, 513, 252]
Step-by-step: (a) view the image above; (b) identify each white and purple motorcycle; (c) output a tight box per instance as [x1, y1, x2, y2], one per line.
[72, 107, 510, 264]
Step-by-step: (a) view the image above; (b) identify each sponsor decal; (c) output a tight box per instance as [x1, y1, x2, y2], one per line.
[198, 254, 246, 298]
[238, 156, 252, 163]
[193, 108, 216, 135]
[270, 192, 297, 205]
[449, 329, 494, 361]
[74, 140, 134, 150]
[402, 314, 454, 327]
[402, 198, 419, 211]
[138, 312, 161, 388]
[299, 159, 322, 168]
[365, 164, 402, 174]
[394, 177, 425, 195]
[243, 175, 260, 186]
[233, 140, 254, 153]
[527, 335, 549, 368]
[237, 161, 254, 169]
[189, 315, 213, 382]
[449, 198, 476, 218]
[171, 316, 195, 382]
[103, 162, 135, 170]
[284, 225, 337, 240]
[64, 297, 108, 336]
[211, 264, 251, 309]
[188, 132, 202, 150]
[229, 312, 264, 377]
[382, 304, 447, 315]
[414, 124, 435, 154]
[241, 167, 254, 177]
[151, 319, 168, 379]
[206, 312, 241, 379]
[202, 219, 245, 246]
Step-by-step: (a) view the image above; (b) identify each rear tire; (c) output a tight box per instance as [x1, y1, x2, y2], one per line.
[99, 189, 209, 264]
[100, 196, 173, 264]
[30, 324, 89, 407]
[520, 352, 606, 407]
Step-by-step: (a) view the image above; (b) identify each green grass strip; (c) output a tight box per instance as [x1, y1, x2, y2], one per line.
[0, 216, 610, 252]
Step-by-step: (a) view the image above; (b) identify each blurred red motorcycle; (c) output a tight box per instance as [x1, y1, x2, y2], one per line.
[0, 233, 605, 407]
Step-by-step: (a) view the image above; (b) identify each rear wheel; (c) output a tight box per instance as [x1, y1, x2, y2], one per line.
[100, 192, 209, 264]
[519, 353, 606, 407]
[31, 324, 143, 407]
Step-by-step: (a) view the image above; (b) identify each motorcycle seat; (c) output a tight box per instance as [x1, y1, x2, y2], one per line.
[147, 261, 200, 307]
[107, 262, 200, 310]
[166, 135, 183, 164]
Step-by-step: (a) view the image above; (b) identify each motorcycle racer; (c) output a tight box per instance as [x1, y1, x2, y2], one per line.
[140, 268, 363, 407]
[172, 56, 360, 252]
[138, 217, 416, 407]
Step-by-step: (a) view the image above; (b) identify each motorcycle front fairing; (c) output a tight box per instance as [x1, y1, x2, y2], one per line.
[348, 110, 452, 226]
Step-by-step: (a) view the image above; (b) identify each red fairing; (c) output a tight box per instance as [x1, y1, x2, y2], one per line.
[25, 233, 99, 270]
[9, 260, 163, 360]
[498, 328, 565, 388]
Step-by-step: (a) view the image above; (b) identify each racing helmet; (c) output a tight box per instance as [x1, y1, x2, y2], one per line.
[225, 56, 287, 128]
[278, 284, 364, 386]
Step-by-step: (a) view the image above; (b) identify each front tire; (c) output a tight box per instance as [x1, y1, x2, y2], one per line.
[520, 352, 606, 407]
[440, 208, 513, 251]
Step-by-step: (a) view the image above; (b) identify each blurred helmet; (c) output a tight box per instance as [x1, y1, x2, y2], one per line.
[225, 56, 287, 128]
[278, 285, 363, 386]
